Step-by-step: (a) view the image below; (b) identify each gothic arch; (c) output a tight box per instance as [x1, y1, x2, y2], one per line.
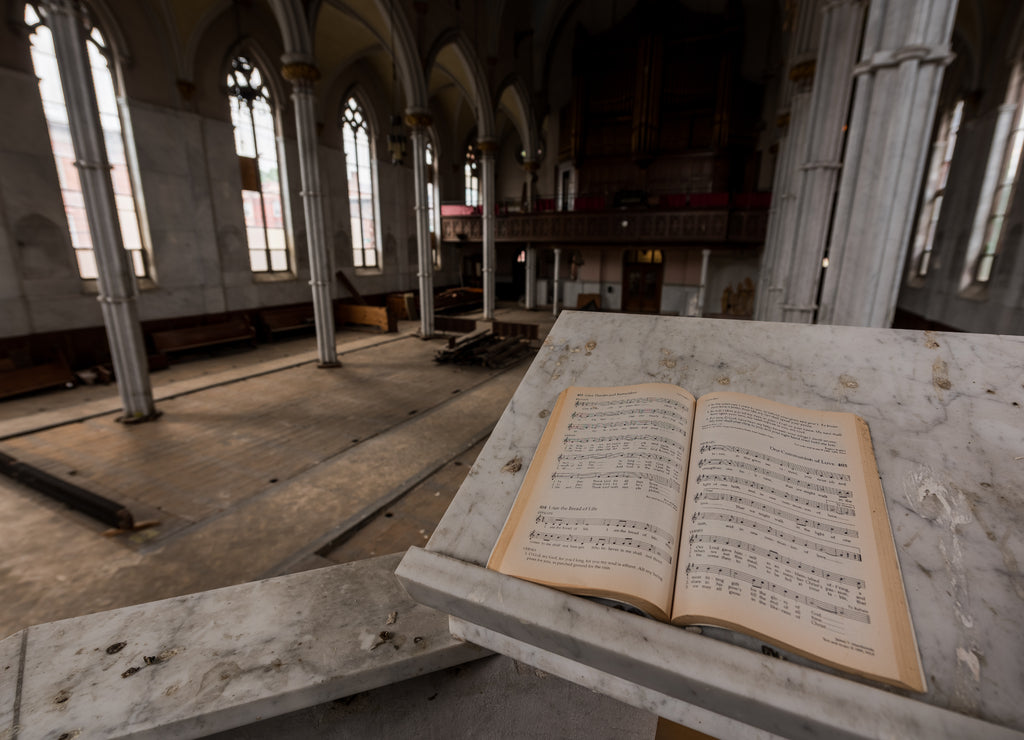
[425, 28, 495, 141]
[496, 75, 539, 162]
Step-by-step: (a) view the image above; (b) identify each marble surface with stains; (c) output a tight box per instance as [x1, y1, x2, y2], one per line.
[1, 554, 486, 739]
[400, 311, 1024, 739]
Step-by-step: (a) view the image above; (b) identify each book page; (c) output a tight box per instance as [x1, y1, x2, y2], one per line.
[488, 384, 696, 621]
[672, 392, 924, 691]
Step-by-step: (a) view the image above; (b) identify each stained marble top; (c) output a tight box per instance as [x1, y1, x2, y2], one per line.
[397, 311, 1024, 739]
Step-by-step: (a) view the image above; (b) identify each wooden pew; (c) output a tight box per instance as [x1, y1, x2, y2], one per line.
[257, 305, 316, 338]
[150, 316, 256, 358]
[0, 355, 75, 399]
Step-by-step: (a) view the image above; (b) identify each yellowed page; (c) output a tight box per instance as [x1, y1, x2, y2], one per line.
[488, 384, 696, 621]
[671, 392, 924, 692]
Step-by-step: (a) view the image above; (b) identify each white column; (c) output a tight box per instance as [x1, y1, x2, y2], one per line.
[552, 247, 562, 316]
[46, 0, 155, 422]
[781, 0, 867, 324]
[282, 59, 339, 367]
[524, 246, 537, 310]
[696, 248, 711, 317]
[407, 115, 434, 338]
[818, 0, 958, 327]
[755, 0, 822, 322]
[478, 139, 497, 319]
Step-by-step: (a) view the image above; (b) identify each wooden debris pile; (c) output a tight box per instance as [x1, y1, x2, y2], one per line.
[434, 329, 535, 369]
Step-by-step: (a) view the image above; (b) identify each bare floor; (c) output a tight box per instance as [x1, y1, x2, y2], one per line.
[0, 306, 556, 638]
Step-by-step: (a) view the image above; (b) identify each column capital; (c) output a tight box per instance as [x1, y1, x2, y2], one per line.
[282, 62, 321, 84]
[403, 110, 433, 129]
[476, 138, 499, 156]
[789, 60, 815, 86]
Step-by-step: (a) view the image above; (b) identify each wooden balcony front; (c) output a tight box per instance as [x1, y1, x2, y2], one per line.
[440, 195, 770, 246]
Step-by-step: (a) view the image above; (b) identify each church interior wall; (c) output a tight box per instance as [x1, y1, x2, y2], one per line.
[895, 4, 1024, 334]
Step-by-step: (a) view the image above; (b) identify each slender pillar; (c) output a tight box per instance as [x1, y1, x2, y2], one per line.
[46, 0, 155, 422]
[282, 58, 339, 367]
[524, 246, 537, 310]
[522, 159, 538, 310]
[478, 139, 498, 319]
[781, 0, 867, 324]
[552, 247, 562, 316]
[406, 112, 434, 337]
[696, 248, 711, 317]
[755, 0, 822, 322]
[818, 0, 958, 327]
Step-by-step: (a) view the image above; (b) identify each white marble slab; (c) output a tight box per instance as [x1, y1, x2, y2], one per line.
[397, 311, 1024, 737]
[3, 553, 485, 739]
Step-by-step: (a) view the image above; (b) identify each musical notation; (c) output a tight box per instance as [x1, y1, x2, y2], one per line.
[694, 490, 859, 536]
[551, 469, 677, 489]
[571, 406, 683, 421]
[574, 395, 689, 411]
[535, 513, 675, 545]
[697, 456, 852, 499]
[695, 473, 856, 512]
[557, 450, 679, 464]
[528, 529, 674, 564]
[687, 534, 864, 588]
[684, 563, 871, 624]
[568, 418, 685, 434]
[562, 432, 684, 450]
[691, 511, 862, 561]
[698, 442, 852, 483]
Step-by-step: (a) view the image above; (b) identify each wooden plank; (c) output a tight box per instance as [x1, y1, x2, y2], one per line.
[335, 303, 395, 333]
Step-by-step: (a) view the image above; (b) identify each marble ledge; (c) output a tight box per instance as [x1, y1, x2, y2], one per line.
[397, 547, 1023, 740]
[408, 313, 1024, 736]
[1, 553, 487, 740]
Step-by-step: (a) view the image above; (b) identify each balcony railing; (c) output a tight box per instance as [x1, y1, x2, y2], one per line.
[440, 193, 770, 245]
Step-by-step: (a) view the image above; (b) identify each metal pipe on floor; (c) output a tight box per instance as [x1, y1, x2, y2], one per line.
[0, 451, 134, 530]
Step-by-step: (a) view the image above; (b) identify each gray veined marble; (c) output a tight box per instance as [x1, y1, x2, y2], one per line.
[397, 311, 1024, 739]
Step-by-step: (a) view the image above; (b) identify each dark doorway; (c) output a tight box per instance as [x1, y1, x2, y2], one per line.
[621, 249, 664, 314]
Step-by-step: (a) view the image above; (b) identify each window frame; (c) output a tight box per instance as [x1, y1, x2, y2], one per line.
[341, 95, 382, 272]
[908, 98, 964, 283]
[24, 1, 153, 284]
[227, 52, 294, 277]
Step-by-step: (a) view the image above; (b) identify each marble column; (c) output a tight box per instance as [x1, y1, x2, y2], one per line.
[524, 247, 537, 310]
[478, 139, 498, 320]
[552, 246, 562, 316]
[781, 0, 867, 324]
[407, 112, 434, 338]
[818, 0, 958, 327]
[282, 59, 339, 367]
[45, 0, 156, 422]
[755, 0, 822, 322]
[522, 160, 538, 310]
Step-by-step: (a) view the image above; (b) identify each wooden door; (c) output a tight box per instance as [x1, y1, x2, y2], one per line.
[621, 251, 663, 313]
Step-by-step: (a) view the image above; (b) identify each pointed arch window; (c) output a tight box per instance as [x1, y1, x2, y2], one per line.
[228, 54, 288, 273]
[425, 139, 441, 269]
[464, 143, 479, 208]
[910, 99, 963, 279]
[24, 2, 149, 280]
[341, 97, 379, 269]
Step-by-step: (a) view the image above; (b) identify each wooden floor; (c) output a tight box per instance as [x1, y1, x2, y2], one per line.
[0, 307, 555, 638]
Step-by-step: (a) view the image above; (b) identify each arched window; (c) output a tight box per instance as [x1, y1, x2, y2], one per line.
[341, 97, 379, 269]
[227, 54, 288, 273]
[464, 143, 479, 207]
[425, 139, 441, 268]
[910, 99, 964, 279]
[24, 2, 149, 280]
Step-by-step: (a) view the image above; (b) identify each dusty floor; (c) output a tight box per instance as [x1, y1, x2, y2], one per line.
[0, 305, 556, 638]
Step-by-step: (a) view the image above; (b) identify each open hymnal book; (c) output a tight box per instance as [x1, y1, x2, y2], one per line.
[488, 384, 925, 692]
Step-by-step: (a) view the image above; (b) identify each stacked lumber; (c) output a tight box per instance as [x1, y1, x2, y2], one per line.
[433, 329, 533, 369]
